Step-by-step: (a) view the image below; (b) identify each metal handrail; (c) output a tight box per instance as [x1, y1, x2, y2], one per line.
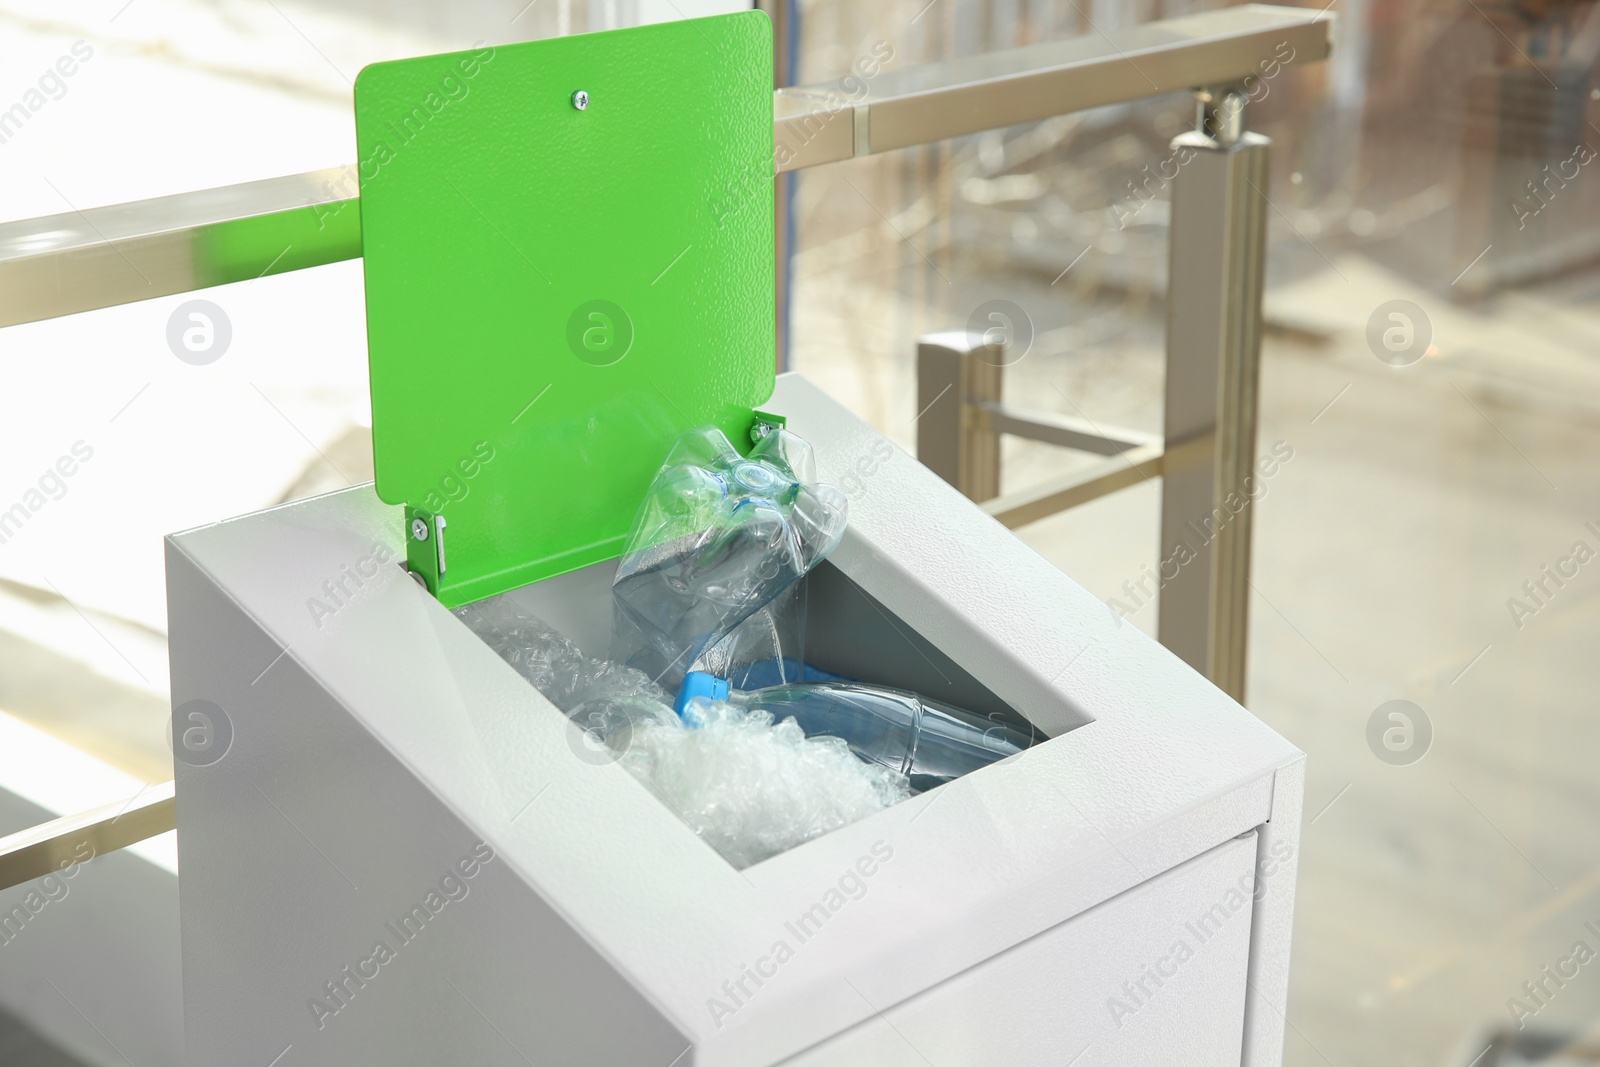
[0, 781, 174, 892]
[0, 5, 1333, 889]
[0, 4, 1331, 330]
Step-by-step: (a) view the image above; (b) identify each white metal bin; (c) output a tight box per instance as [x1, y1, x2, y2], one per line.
[167, 372, 1302, 1067]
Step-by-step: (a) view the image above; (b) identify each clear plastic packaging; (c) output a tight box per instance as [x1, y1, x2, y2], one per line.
[612, 698, 910, 868]
[609, 426, 847, 691]
[454, 597, 593, 710]
[455, 598, 670, 714]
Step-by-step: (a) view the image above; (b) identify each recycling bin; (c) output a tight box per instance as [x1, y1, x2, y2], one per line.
[165, 13, 1304, 1067]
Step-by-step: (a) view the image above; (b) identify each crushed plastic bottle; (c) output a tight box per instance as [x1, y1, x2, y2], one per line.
[693, 582, 808, 690]
[677, 672, 1037, 792]
[610, 425, 847, 691]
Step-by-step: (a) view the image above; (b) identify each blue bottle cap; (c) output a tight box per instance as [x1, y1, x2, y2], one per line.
[675, 671, 730, 721]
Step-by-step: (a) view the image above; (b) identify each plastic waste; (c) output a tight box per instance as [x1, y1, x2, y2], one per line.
[693, 582, 808, 689]
[677, 672, 1037, 792]
[610, 425, 847, 692]
[454, 598, 592, 710]
[612, 697, 910, 868]
[454, 597, 669, 713]
[456, 598, 903, 869]
[454, 422, 987, 865]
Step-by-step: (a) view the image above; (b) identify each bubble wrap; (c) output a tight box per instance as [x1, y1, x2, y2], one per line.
[615, 698, 911, 869]
[455, 599, 590, 707]
[460, 588, 903, 869]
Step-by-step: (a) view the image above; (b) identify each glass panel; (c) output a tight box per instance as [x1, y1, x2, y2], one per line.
[786, 1, 1600, 1064]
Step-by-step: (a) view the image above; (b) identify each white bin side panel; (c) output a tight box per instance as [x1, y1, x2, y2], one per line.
[167, 542, 691, 1067]
[782, 834, 1259, 1067]
[1243, 758, 1304, 1067]
[162, 370, 1302, 1066]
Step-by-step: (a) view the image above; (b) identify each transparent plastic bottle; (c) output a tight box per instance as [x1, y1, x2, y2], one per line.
[610, 425, 846, 689]
[676, 672, 1037, 791]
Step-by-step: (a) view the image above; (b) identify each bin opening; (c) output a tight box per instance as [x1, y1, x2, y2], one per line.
[452, 554, 1049, 868]
[461, 557, 1044, 748]
[802, 562, 1040, 741]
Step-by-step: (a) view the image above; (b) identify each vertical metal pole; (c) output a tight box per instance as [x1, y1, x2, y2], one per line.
[757, 0, 797, 371]
[916, 332, 1003, 502]
[1158, 90, 1268, 702]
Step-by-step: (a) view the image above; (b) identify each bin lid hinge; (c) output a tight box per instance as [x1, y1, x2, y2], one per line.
[404, 507, 448, 597]
[750, 409, 787, 446]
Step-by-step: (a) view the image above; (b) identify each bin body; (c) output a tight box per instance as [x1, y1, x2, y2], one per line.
[168, 373, 1303, 1066]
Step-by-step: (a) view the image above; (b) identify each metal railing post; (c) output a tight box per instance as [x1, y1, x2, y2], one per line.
[916, 331, 1002, 502]
[1157, 90, 1269, 702]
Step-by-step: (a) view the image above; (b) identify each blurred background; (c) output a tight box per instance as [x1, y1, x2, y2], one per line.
[1, 0, 1599, 1064]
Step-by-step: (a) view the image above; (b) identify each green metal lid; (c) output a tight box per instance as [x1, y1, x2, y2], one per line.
[355, 13, 775, 607]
